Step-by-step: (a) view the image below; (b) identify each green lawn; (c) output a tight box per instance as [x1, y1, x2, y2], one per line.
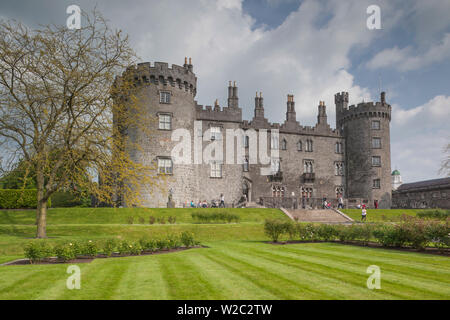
[1, 241, 449, 300]
[341, 208, 439, 222]
[0, 207, 449, 300]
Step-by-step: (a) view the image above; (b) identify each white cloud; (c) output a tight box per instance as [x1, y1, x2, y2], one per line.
[95, 0, 387, 127]
[367, 33, 450, 71]
[391, 95, 450, 182]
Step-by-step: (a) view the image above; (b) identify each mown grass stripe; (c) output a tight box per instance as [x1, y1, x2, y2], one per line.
[224, 242, 449, 299]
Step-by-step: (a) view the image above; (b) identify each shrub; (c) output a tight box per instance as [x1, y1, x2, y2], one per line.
[139, 238, 157, 252]
[0, 189, 51, 209]
[79, 240, 98, 257]
[24, 241, 53, 263]
[425, 221, 450, 250]
[167, 234, 182, 249]
[296, 223, 318, 241]
[168, 216, 176, 224]
[54, 242, 77, 262]
[102, 239, 118, 256]
[157, 217, 166, 224]
[149, 216, 155, 225]
[264, 219, 289, 242]
[156, 238, 169, 250]
[126, 216, 134, 224]
[180, 231, 196, 248]
[118, 240, 141, 255]
[337, 225, 356, 243]
[138, 216, 145, 224]
[317, 224, 337, 241]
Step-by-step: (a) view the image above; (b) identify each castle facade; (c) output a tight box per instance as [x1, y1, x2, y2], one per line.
[115, 59, 392, 209]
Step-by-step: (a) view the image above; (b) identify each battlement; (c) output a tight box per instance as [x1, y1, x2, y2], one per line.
[195, 102, 242, 123]
[119, 60, 197, 96]
[336, 92, 392, 125]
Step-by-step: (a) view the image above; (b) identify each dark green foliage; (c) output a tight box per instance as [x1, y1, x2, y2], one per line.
[191, 211, 240, 224]
[0, 189, 51, 209]
[149, 216, 156, 224]
[417, 210, 450, 220]
[50, 191, 90, 208]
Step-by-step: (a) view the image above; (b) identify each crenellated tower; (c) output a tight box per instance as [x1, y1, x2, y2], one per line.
[336, 91, 392, 208]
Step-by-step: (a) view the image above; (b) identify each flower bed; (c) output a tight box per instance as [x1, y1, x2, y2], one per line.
[264, 218, 450, 253]
[18, 231, 200, 265]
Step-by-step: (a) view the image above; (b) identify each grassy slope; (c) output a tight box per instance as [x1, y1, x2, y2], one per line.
[341, 209, 429, 222]
[0, 241, 449, 300]
[0, 207, 286, 225]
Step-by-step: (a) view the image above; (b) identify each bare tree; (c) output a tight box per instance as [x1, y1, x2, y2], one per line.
[0, 10, 158, 238]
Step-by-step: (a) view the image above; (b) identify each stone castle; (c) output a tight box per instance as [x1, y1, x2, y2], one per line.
[115, 58, 392, 209]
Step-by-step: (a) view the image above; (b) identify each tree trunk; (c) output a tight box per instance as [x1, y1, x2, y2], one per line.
[36, 166, 47, 238]
[36, 199, 47, 238]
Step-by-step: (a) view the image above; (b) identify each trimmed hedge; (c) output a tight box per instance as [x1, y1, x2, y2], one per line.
[0, 189, 51, 209]
[264, 219, 450, 250]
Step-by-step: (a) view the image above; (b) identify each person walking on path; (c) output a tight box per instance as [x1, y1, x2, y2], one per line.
[219, 193, 225, 208]
[338, 196, 344, 209]
[361, 207, 367, 222]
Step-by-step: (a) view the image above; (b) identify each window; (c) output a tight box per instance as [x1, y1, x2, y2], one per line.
[372, 156, 381, 166]
[281, 139, 287, 150]
[335, 186, 344, 198]
[306, 139, 313, 152]
[210, 161, 222, 178]
[300, 186, 313, 199]
[243, 157, 249, 172]
[372, 179, 380, 189]
[271, 135, 279, 150]
[335, 142, 343, 154]
[271, 158, 280, 174]
[334, 162, 344, 176]
[244, 135, 249, 148]
[372, 120, 380, 130]
[372, 137, 381, 149]
[157, 158, 173, 175]
[297, 140, 302, 151]
[272, 186, 285, 198]
[210, 126, 221, 140]
[158, 114, 171, 130]
[304, 160, 314, 173]
[159, 91, 171, 104]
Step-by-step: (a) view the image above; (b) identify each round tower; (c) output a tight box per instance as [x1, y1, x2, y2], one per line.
[114, 58, 198, 207]
[335, 92, 392, 208]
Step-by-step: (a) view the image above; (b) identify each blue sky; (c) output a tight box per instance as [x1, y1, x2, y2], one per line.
[0, 0, 449, 183]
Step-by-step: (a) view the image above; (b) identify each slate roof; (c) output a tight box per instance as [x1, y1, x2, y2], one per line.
[396, 177, 450, 192]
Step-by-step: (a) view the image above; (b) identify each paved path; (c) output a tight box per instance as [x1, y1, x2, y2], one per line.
[282, 208, 353, 224]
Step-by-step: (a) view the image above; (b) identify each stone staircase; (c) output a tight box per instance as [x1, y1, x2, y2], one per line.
[282, 208, 353, 224]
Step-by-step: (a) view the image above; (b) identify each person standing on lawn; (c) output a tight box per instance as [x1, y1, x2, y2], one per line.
[361, 207, 367, 221]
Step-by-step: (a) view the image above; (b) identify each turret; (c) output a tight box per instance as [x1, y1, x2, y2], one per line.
[254, 92, 264, 118]
[228, 81, 239, 108]
[286, 94, 296, 122]
[317, 101, 327, 125]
